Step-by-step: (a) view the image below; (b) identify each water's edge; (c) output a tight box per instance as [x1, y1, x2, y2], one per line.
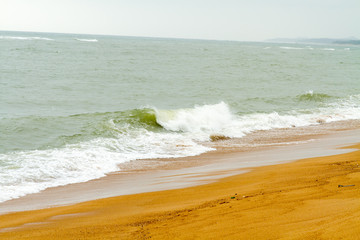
[0, 125, 359, 215]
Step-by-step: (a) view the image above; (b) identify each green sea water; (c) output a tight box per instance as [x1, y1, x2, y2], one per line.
[0, 31, 359, 202]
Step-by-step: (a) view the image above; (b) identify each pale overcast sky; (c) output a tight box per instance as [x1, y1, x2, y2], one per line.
[1, 0, 359, 41]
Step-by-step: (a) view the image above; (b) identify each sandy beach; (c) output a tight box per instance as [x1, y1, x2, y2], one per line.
[0, 130, 359, 239]
[2, 7, 360, 239]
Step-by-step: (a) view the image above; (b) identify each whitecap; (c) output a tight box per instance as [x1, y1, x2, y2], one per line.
[75, 38, 98, 42]
[1, 97, 359, 203]
[279, 46, 305, 50]
[155, 102, 234, 136]
[0, 36, 54, 41]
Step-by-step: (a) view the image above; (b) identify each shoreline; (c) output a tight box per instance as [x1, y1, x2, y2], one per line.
[1, 121, 360, 214]
[0, 136, 359, 238]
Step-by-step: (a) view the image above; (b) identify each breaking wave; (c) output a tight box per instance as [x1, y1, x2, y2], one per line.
[75, 38, 98, 42]
[0, 95, 359, 203]
[0, 36, 54, 41]
[297, 90, 333, 102]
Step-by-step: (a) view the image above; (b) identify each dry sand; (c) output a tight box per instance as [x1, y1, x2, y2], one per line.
[0, 143, 359, 239]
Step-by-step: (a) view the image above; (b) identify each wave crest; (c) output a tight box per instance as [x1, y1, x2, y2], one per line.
[75, 38, 98, 42]
[1, 97, 359, 202]
[297, 90, 333, 102]
[0, 36, 54, 41]
[155, 102, 233, 134]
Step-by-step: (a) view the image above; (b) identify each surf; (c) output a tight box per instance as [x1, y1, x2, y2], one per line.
[0, 36, 54, 41]
[75, 38, 98, 42]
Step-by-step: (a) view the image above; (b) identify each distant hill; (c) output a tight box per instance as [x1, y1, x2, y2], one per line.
[333, 39, 360, 45]
[267, 38, 360, 45]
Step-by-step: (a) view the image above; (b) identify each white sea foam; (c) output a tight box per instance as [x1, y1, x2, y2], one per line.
[306, 90, 314, 95]
[1, 96, 359, 203]
[279, 46, 315, 50]
[322, 48, 335, 51]
[155, 96, 360, 140]
[280, 46, 337, 52]
[280, 46, 306, 50]
[75, 38, 98, 42]
[0, 128, 211, 202]
[155, 102, 234, 139]
[0, 36, 54, 41]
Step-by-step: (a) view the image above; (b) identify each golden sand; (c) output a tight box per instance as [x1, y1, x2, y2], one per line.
[0, 144, 359, 239]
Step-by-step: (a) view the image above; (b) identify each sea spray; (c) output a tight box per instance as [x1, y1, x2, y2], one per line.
[155, 102, 234, 135]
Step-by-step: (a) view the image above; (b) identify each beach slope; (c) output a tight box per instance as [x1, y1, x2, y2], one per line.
[0, 144, 360, 239]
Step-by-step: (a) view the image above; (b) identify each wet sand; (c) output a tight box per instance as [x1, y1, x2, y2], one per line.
[1, 125, 359, 214]
[0, 129, 359, 239]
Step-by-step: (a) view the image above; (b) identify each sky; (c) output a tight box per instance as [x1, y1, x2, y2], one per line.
[1, 0, 359, 41]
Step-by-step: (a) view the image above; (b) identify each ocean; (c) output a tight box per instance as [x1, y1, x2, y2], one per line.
[0, 31, 359, 203]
